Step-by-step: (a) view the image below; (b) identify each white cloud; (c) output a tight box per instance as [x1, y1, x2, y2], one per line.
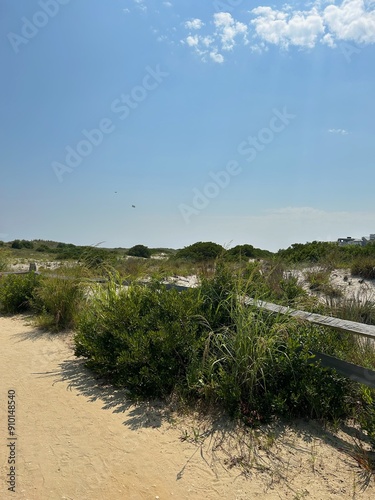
[182, 12, 247, 63]
[328, 128, 350, 134]
[251, 6, 325, 49]
[181, 1, 375, 60]
[186, 35, 199, 47]
[185, 18, 204, 30]
[324, 0, 375, 44]
[210, 50, 225, 63]
[213, 12, 248, 50]
[133, 0, 147, 12]
[163, 1, 173, 7]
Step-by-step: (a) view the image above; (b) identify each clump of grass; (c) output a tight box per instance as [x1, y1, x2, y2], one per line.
[305, 268, 342, 299]
[325, 293, 375, 326]
[32, 268, 87, 331]
[0, 272, 41, 313]
[352, 258, 375, 280]
[0, 248, 10, 272]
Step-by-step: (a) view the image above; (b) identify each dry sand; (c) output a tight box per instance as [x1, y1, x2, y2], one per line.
[291, 267, 375, 304]
[1, 315, 375, 500]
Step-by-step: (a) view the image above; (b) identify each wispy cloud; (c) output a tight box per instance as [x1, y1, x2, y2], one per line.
[180, 0, 375, 62]
[185, 18, 204, 30]
[213, 12, 248, 50]
[134, 0, 147, 13]
[328, 128, 350, 135]
[182, 12, 248, 62]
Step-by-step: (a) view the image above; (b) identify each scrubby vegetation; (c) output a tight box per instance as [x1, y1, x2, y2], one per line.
[0, 272, 41, 313]
[0, 248, 9, 272]
[127, 244, 151, 259]
[1, 238, 375, 457]
[277, 240, 375, 266]
[71, 263, 373, 429]
[351, 257, 375, 280]
[11, 239, 34, 249]
[174, 241, 225, 261]
[32, 270, 87, 331]
[226, 244, 272, 261]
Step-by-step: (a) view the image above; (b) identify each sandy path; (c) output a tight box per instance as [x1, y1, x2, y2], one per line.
[1, 315, 375, 500]
[0, 315, 270, 500]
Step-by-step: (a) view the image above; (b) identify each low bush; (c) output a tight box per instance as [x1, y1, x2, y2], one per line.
[75, 278, 205, 397]
[175, 241, 225, 261]
[127, 245, 151, 259]
[226, 244, 271, 261]
[11, 239, 34, 250]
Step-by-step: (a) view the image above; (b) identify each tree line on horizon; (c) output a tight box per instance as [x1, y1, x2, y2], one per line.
[1, 238, 375, 269]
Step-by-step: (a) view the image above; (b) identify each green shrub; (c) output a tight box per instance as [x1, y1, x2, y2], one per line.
[127, 244, 151, 259]
[10, 239, 34, 250]
[175, 241, 225, 261]
[0, 272, 41, 313]
[357, 387, 375, 449]
[36, 244, 49, 253]
[226, 244, 272, 261]
[75, 278, 205, 397]
[79, 247, 118, 270]
[277, 241, 337, 264]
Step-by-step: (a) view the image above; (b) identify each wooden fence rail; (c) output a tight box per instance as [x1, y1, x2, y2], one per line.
[245, 298, 375, 388]
[245, 298, 375, 340]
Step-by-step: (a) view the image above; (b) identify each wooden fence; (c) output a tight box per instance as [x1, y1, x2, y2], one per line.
[245, 298, 375, 389]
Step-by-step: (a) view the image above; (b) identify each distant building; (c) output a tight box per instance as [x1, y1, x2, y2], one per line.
[337, 235, 374, 247]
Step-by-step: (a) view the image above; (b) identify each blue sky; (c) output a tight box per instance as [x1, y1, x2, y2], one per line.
[1, 0, 374, 252]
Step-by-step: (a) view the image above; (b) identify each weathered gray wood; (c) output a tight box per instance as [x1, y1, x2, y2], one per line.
[307, 351, 375, 389]
[246, 298, 375, 340]
[0, 271, 31, 276]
